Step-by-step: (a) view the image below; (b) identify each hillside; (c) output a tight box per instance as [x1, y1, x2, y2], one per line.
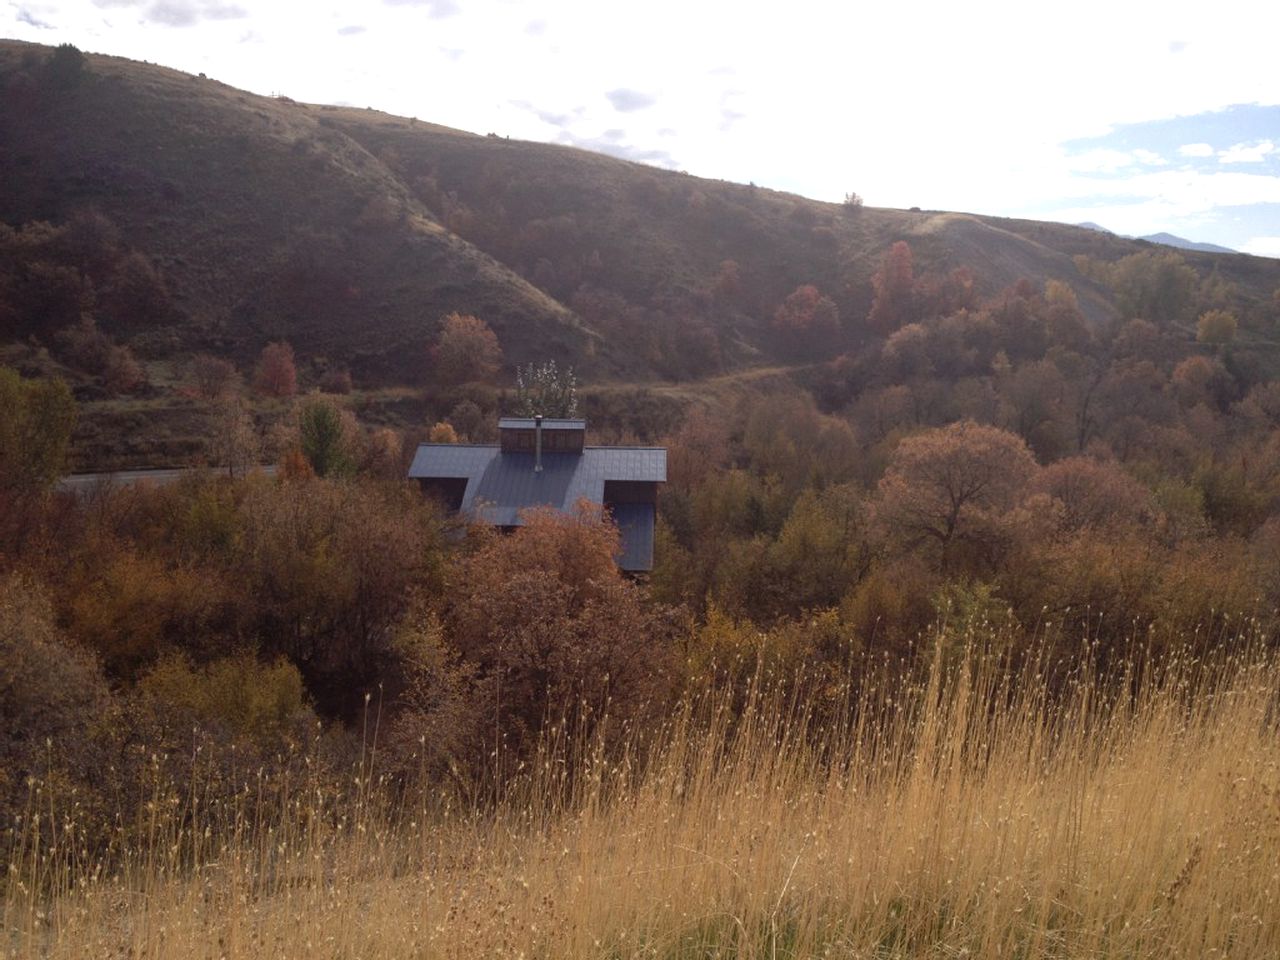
[0, 40, 592, 383]
[3, 40, 1280, 468]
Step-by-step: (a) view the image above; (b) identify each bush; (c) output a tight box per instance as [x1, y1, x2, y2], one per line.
[136, 652, 313, 748]
[43, 43, 86, 89]
[0, 573, 115, 826]
[443, 505, 677, 758]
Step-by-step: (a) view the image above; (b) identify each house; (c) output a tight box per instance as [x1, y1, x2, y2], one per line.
[408, 416, 666, 572]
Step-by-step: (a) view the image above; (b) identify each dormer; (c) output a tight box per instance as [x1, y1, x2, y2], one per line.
[498, 416, 586, 455]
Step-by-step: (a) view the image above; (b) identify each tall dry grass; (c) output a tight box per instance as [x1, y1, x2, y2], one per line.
[5, 635, 1279, 959]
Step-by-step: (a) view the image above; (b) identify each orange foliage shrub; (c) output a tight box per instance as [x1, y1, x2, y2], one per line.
[868, 241, 915, 335]
[443, 504, 676, 755]
[431, 312, 502, 386]
[254, 341, 298, 398]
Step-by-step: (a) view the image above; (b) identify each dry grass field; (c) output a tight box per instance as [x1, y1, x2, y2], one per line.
[5, 636, 1279, 959]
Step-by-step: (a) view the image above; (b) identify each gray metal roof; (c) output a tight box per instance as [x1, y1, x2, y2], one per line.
[408, 443, 666, 571]
[497, 417, 586, 431]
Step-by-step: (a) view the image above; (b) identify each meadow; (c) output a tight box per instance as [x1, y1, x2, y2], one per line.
[7, 634, 1277, 959]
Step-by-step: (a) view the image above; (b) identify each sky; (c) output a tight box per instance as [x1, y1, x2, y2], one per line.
[5, 0, 1280, 256]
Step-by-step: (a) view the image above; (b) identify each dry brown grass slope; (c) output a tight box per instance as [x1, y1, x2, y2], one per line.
[6, 639, 1279, 958]
[0, 40, 599, 383]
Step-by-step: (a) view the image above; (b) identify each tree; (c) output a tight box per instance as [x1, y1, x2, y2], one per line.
[0, 574, 114, 826]
[1197, 309, 1238, 346]
[772, 284, 839, 354]
[98, 251, 171, 333]
[43, 43, 86, 89]
[513, 360, 578, 417]
[428, 421, 460, 443]
[189, 354, 238, 399]
[431, 312, 502, 385]
[874, 420, 1041, 574]
[1036, 456, 1154, 532]
[868, 241, 915, 335]
[1105, 250, 1197, 325]
[443, 504, 674, 756]
[254, 341, 297, 398]
[207, 395, 260, 478]
[299, 395, 355, 478]
[712, 259, 742, 305]
[0, 368, 76, 495]
[447, 399, 484, 440]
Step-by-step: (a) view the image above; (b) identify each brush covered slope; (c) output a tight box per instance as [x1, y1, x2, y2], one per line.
[3, 40, 1280, 468]
[0, 40, 592, 385]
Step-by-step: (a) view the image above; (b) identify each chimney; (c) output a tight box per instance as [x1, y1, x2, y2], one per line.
[534, 414, 543, 473]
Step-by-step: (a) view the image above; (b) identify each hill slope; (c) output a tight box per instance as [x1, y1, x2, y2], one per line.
[4, 41, 1280, 468]
[0, 40, 594, 383]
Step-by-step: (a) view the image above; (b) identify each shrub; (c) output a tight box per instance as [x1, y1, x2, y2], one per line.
[189, 353, 238, 399]
[254, 341, 297, 398]
[431, 313, 502, 386]
[0, 573, 115, 825]
[443, 505, 676, 758]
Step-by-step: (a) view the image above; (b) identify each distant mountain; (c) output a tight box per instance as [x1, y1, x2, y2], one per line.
[1137, 233, 1237, 255]
[1077, 222, 1235, 255]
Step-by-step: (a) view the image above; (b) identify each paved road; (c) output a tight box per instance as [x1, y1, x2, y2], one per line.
[56, 465, 277, 495]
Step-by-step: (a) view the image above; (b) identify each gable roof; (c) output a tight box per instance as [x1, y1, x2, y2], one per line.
[408, 444, 666, 527]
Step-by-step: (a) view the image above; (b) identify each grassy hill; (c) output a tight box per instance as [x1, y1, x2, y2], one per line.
[3, 40, 1280, 467]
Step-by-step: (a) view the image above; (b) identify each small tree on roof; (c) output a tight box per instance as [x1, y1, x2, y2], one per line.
[513, 360, 578, 418]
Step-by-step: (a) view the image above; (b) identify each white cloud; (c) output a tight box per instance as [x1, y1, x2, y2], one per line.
[1132, 149, 1167, 166]
[4, 0, 1279, 248]
[1240, 237, 1280, 258]
[1219, 140, 1276, 164]
[1066, 149, 1140, 174]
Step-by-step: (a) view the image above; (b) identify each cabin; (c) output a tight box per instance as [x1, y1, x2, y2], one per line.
[408, 416, 666, 572]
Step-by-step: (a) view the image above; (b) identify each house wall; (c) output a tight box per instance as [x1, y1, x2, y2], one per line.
[602, 480, 658, 505]
[499, 428, 585, 454]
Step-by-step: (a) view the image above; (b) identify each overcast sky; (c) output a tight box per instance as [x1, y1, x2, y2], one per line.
[6, 0, 1280, 256]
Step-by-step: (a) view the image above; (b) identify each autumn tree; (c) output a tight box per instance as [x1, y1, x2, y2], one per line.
[55, 316, 146, 394]
[0, 574, 114, 826]
[443, 504, 675, 756]
[1197, 309, 1238, 346]
[207, 395, 260, 478]
[868, 241, 915, 335]
[428, 421, 460, 443]
[431, 312, 502, 385]
[772, 284, 839, 355]
[98, 251, 171, 333]
[188, 354, 238, 400]
[1036, 456, 1154, 532]
[712, 259, 742, 305]
[874, 420, 1041, 574]
[234, 480, 442, 716]
[0, 368, 76, 495]
[1105, 250, 1198, 325]
[254, 341, 297, 398]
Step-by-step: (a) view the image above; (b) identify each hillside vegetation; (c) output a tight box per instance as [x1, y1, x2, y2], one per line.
[4, 40, 1280, 466]
[6, 40, 1280, 958]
